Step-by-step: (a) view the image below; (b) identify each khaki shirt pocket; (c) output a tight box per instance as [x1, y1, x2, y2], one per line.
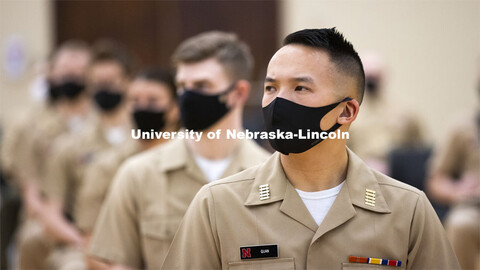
[341, 263, 404, 270]
[228, 258, 294, 270]
[140, 217, 182, 269]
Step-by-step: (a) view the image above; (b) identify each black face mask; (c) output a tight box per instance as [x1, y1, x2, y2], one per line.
[93, 87, 124, 112]
[48, 80, 85, 102]
[60, 81, 85, 99]
[48, 82, 63, 102]
[132, 108, 166, 133]
[179, 83, 236, 131]
[262, 97, 352, 155]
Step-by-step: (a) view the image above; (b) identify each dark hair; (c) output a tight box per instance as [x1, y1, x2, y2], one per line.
[136, 68, 177, 100]
[171, 31, 253, 81]
[284, 28, 365, 104]
[91, 39, 133, 76]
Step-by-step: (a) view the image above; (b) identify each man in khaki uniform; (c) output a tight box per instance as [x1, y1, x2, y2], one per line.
[427, 111, 480, 270]
[76, 69, 180, 269]
[163, 28, 460, 270]
[88, 32, 270, 269]
[10, 41, 92, 270]
[38, 40, 133, 269]
[76, 69, 179, 233]
[347, 51, 424, 174]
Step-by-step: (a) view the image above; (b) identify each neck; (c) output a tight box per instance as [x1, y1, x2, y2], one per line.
[100, 103, 128, 128]
[281, 139, 348, 192]
[60, 95, 90, 119]
[139, 124, 179, 151]
[187, 109, 242, 160]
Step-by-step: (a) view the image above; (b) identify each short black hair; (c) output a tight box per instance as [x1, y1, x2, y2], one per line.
[284, 28, 365, 104]
[136, 68, 177, 100]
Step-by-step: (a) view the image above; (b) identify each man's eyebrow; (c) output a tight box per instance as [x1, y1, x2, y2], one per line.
[292, 76, 314, 83]
[264, 76, 315, 83]
[265, 76, 275, 83]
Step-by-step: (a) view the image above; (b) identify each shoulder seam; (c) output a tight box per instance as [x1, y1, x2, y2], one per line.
[208, 177, 255, 188]
[378, 182, 422, 195]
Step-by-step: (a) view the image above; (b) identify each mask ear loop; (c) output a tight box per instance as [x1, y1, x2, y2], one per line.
[217, 81, 239, 105]
[218, 81, 238, 96]
[308, 97, 353, 148]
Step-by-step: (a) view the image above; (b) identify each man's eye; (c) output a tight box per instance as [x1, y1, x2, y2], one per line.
[294, 86, 308, 91]
[265, 86, 276, 92]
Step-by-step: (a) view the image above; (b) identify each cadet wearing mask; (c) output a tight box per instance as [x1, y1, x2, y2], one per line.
[162, 28, 460, 270]
[427, 65, 480, 270]
[10, 41, 92, 270]
[88, 31, 270, 269]
[40, 40, 133, 269]
[76, 68, 180, 269]
[347, 51, 423, 174]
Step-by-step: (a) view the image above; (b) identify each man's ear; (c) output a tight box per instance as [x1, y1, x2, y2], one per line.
[229, 79, 250, 108]
[338, 99, 360, 125]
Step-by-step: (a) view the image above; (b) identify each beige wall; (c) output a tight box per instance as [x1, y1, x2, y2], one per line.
[0, 0, 53, 127]
[281, 0, 480, 143]
[1, 0, 479, 143]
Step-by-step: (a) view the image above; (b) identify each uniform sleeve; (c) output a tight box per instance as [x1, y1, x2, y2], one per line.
[88, 160, 143, 269]
[162, 185, 221, 270]
[407, 192, 461, 269]
[44, 137, 73, 205]
[429, 129, 464, 177]
[75, 155, 116, 233]
[0, 117, 31, 186]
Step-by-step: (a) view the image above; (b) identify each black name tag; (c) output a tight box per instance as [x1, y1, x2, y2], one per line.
[240, 244, 278, 260]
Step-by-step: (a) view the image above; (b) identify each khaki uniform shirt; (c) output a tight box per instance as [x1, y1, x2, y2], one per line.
[24, 107, 68, 186]
[44, 120, 113, 216]
[1, 104, 64, 186]
[75, 139, 140, 232]
[88, 138, 270, 270]
[163, 148, 460, 270]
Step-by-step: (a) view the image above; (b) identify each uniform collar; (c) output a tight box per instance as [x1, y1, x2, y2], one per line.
[244, 147, 391, 214]
[157, 138, 190, 172]
[158, 137, 261, 183]
[344, 147, 391, 213]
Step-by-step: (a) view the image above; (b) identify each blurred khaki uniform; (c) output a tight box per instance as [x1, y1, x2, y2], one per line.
[45, 119, 116, 216]
[76, 140, 140, 233]
[2, 104, 69, 270]
[163, 148, 460, 270]
[89, 138, 270, 269]
[23, 107, 69, 185]
[348, 99, 421, 162]
[38, 120, 125, 270]
[430, 113, 480, 270]
[1, 104, 63, 186]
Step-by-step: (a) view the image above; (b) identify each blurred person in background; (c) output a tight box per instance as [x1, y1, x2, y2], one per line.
[427, 63, 480, 270]
[348, 51, 423, 175]
[36, 40, 133, 270]
[88, 31, 270, 270]
[75, 68, 180, 269]
[3, 41, 92, 270]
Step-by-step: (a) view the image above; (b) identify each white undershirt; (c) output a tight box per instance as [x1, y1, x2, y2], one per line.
[193, 154, 232, 182]
[296, 181, 345, 226]
[105, 126, 127, 146]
